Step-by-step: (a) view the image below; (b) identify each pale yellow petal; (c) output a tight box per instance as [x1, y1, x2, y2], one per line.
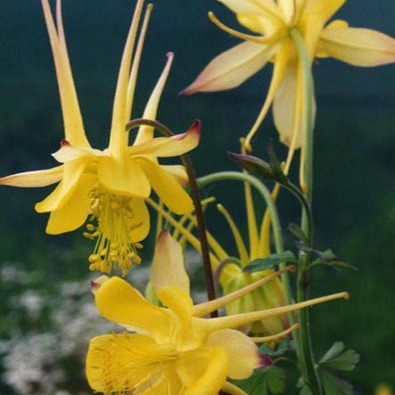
[35, 160, 86, 212]
[0, 165, 63, 188]
[206, 329, 259, 379]
[318, 27, 395, 66]
[277, 0, 295, 24]
[300, 0, 346, 57]
[130, 120, 200, 158]
[98, 156, 151, 198]
[41, 0, 88, 146]
[272, 56, 317, 150]
[217, 0, 278, 17]
[94, 276, 174, 335]
[134, 52, 174, 144]
[45, 173, 95, 234]
[136, 158, 193, 214]
[181, 41, 274, 94]
[151, 231, 190, 294]
[176, 347, 228, 395]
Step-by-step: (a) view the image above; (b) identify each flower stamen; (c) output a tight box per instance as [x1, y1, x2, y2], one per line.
[84, 184, 144, 275]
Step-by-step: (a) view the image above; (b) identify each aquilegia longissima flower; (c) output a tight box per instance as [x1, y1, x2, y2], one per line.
[183, 0, 395, 156]
[86, 231, 349, 394]
[0, 0, 200, 275]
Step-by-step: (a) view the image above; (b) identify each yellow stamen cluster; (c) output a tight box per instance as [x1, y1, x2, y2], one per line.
[84, 184, 143, 276]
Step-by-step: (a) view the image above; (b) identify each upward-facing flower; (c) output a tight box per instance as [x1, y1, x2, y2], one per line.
[86, 231, 348, 395]
[0, 0, 199, 275]
[182, 0, 395, 156]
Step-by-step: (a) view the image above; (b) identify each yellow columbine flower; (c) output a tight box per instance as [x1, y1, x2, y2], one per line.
[151, 178, 287, 336]
[0, 0, 200, 275]
[86, 231, 348, 394]
[182, 0, 395, 157]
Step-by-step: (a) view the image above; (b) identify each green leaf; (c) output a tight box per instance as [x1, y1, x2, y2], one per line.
[233, 366, 287, 395]
[319, 342, 360, 372]
[243, 251, 297, 273]
[288, 223, 309, 245]
[259, 339, 295, 357]
[296, 378, 313, 395]
[320, 369, 354, 395]
[310, 259, 357, 272]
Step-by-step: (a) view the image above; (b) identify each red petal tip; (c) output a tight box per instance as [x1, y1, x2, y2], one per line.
[60, 139, 70, 147]
[259, 353, 272, 368]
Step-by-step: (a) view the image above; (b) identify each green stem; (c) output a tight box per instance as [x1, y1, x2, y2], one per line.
[290, 28, 321, 395]
[197, 171, 293, 307]
[126, 119, 217, 315]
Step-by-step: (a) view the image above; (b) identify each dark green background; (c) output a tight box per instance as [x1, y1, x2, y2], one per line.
[0, 0, 394, 393]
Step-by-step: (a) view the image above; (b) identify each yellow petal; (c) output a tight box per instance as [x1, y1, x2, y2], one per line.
[318, 27, 395, 66]
[217, 0, 279, 17]
[51, 143, 103, 163]
[109, 0, 145, 154]
[41, 0, 89, 146]
[136, 158, 193, 214]
[222, 381, 249, 395]
[130, 120, 200, 158]
[176, 347, 228, 395]
[161, 165, 188, 186]
[98, 156, 151, 198]
[128, 198, 151, 242]
[151, 231, 190, 294]
[35, 160, 86, 212]
[125, 3, 153, 125]
[300, 0, 346, 57]
[157, 287, 194, 332]
[45, 173, 95, 234]
[134, 52, 174, 145]
[94, 277, 176, 340]
[86, 332, 178, 393]
[206, 329, 259, 379]
[0, 165, 63, 187]
[181, 41, 274, 94]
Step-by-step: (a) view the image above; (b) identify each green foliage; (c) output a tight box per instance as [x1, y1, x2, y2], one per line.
[243, 251, 297, 273]
[319, 342, 360, 372]
[234, 366, 288, 395]
[317, 342, 360, 395]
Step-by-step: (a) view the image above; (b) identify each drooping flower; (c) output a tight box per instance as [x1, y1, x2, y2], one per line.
[86, 231, 348, 394]
[148, 164, 288, 336]
[0, 0, 200, 275]
[182, 0, 395, 160]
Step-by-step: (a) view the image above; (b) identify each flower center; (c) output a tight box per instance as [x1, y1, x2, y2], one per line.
[84, 184, 143, 276]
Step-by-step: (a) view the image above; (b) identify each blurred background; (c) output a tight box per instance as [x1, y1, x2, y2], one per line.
[0, 0, 394, 394]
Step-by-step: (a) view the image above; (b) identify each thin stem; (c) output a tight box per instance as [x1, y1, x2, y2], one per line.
[289, 28, 321, 395]
[126, 118, 217, 315]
